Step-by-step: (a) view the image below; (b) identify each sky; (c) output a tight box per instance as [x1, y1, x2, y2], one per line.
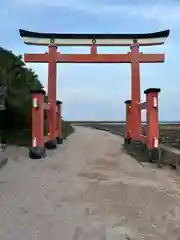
[0, 0, 180, 121]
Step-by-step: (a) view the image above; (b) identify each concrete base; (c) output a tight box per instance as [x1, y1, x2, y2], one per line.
[0, 151, 8, 169]
[56, 136, 63, 144]
[124, 138, 160, 164]
[45, 139, 57, 149]
[148, 148, 160, 163]
[123, 138, 132, 152]
[0, 157, 8, 169]
[124, 137, 132, 145]
[158, 144, 180, 169]
[29, 146, 46, 159]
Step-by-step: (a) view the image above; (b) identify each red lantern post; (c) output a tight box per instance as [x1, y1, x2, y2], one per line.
[145, 88, 161, 161]
[29, 89, 46, 158]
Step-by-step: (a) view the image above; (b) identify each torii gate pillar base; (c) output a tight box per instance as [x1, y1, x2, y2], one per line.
[29, 146, 46, 159]
[45, 139, 57, 149]
[57, 136, 63, 144]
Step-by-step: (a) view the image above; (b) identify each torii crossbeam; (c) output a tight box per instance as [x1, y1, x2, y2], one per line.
[19, 29, 169, 156]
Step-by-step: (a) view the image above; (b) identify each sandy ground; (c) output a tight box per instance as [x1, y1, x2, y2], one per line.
[1, 127, 180, 240]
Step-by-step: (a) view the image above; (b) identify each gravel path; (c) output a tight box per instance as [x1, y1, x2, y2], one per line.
[0, 126, 180, 240]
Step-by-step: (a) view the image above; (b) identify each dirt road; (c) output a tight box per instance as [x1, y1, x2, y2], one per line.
[0, 127, 180, 240]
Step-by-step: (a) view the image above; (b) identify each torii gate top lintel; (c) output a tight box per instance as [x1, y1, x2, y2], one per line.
[19, 29, 170, 47]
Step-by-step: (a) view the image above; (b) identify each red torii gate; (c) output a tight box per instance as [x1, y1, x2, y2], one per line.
[19, 29, 169, 158]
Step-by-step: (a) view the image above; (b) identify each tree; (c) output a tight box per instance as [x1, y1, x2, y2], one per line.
[0, 47, 43, 143]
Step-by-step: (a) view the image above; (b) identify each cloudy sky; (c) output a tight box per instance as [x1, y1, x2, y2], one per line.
[0, 0, 179, 120]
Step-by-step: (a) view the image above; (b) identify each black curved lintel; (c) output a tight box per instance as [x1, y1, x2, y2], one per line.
[19, 29, 170, 40]
[56, 100, 62, 105]
[124, 100, 132, 104]
[144, 88, 161, 94]
[30, 89, 46, 95]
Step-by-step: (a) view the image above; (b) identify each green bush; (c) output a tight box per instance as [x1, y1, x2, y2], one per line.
[0, 47, 74, 146]
[0, 47, 42, 133]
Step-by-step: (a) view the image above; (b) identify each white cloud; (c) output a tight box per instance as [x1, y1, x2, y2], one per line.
[13, 0, 180, 26]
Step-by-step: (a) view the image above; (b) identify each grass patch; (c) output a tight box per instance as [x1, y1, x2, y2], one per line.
[62, 120, 74, 138]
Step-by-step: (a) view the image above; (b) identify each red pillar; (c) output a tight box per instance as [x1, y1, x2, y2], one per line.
[47, 45, 57, 146]
[29, 89, 46, 158]
[56, 100, 63, 144]
[130, 41, 142, 140]
[145, 88, 160, 150]
[124, 100, 132, 143]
